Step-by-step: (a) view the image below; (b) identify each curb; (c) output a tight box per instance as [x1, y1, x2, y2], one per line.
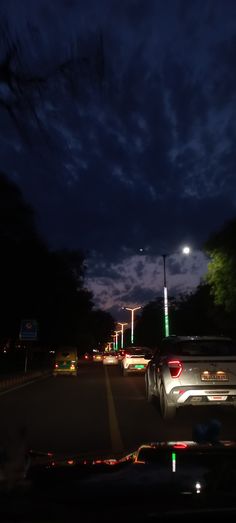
[0, 370, 52, 392]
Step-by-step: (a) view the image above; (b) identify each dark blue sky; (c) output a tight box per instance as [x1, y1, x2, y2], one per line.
[0, 0, 236, 318]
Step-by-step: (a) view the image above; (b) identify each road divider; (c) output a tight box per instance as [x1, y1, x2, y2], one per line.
[0, 370, 52, 394]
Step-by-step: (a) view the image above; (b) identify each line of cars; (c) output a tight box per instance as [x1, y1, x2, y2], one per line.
[53, 336, 236, 422]
[92, 351, 120, 365]
[92, 335, 236, 421]
[92, 346, 153, 373]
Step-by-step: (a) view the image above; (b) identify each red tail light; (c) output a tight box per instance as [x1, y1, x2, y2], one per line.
[55, 363, 58, 368]
[173, 443, 188, 449]
[168, 360, 182, 378]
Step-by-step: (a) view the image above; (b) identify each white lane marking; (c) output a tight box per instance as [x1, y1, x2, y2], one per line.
[0, 375, 51, 397]
[104, 366, 124, 454]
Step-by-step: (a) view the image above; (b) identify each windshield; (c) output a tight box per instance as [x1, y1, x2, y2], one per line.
[57, 352, 75, 358]
[164, 340, 236, 357]
[125, 347, 150, 355]
[1, 0, 236, 514]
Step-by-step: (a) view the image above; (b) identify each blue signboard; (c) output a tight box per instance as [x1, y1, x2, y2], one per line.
[19, 319, 38, 340]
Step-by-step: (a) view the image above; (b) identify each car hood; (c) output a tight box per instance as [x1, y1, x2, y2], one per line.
[1, 438, 236, 482]
[1, 439, 236, 520]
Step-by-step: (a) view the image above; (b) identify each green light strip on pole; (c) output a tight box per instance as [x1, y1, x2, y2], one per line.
[172, 452, 176, 472]
[164, 286, 169, 337]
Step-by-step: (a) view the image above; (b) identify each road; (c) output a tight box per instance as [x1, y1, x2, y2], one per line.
[1, 361, 236, 459]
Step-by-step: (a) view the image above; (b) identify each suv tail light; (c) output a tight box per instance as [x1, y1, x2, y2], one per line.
[168, 360, 182, 378]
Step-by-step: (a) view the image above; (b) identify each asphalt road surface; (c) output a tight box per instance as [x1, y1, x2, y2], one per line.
[1, 361, 236, 459]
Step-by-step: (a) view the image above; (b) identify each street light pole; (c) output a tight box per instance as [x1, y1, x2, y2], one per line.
[111, 334, 116, 351]
[162, 254, 169, 337]
[117, 322, 128, 349]
[162, 246, 191, 338]
[124, 307, 141, 345]
[114, 330, 122, 350]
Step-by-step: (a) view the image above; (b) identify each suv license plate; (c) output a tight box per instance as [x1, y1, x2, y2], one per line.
[207, 395, 227, 401]
[201, 372, 228, 381]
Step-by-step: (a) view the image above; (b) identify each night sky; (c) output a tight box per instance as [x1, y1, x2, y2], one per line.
[1, 0, 236, 319]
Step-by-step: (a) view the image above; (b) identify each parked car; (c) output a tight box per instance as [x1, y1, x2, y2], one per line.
[121, 347, 152, 376]
[145, 335, 236, 419]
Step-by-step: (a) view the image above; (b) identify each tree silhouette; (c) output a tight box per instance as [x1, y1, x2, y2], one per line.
[0, 13, 105, 142]
[0, 173, 114, 349]
[206, 218, 236, 314]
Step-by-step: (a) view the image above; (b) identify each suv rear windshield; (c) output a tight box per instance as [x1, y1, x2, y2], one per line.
[57, 351, 76, 358]
[162, 340, 236, 357]
[125, 347, 150, 356]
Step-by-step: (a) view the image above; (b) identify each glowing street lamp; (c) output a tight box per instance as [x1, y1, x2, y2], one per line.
[124, 306, 141, 345]
[162, 246, 191, 338]
[117, 322, 128, 349]
[182, 245, 191, 255]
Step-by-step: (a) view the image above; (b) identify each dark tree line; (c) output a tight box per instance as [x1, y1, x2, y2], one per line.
[205, 218, 236, 315]
[0, 173, 114, 351]
[134, 283, 235, 349]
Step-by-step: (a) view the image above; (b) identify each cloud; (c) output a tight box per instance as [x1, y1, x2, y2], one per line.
[86, 250, 208, 316]
[1, 0, 236, 314]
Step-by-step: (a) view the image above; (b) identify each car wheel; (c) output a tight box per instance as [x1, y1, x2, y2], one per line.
[159, 384, 176, 419]
[145, 375, 153, 403]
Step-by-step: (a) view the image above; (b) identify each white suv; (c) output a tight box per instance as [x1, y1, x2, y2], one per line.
[121, 347, 152, 376]
[145, 336, 236, 419]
